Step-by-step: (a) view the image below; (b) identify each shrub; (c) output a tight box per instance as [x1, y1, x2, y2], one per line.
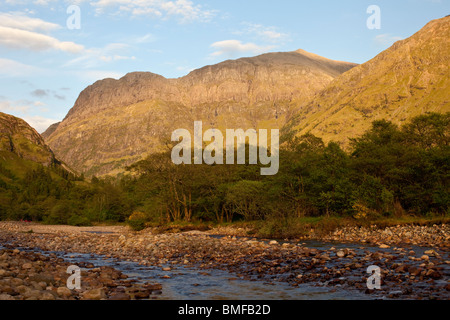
[127, 211, 148, 231]
[68, 215, 92, 227]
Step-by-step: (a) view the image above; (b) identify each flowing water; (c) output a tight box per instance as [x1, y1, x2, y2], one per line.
[3, 237, 448, 300]
[35, 249, 369, 300]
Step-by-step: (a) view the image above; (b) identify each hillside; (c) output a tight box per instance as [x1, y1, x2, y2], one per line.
[283, 16, 450, 146]
[45, 50, 357, 176]
[0, 112, 76, 181]
[0, 112, 56, 169]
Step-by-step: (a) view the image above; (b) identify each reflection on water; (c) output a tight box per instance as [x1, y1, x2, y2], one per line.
[3, 237, 448, 300]
[59, 251, 369, 300]
[14, 245, 370, 300]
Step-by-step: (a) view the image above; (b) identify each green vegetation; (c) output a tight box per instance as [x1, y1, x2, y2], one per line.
[120, 112, 448, 235]
[0, 113, 448, 236]
[0, 160, 130, 226]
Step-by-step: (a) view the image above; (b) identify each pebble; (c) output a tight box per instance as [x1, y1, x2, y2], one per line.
[336, 250, 346, 258]
[0, 247, 161, 301]
[1, 221, 449, 301]
[82, 288, 106, 300]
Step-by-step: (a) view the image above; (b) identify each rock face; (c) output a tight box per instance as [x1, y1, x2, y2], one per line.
[41, 122, 60, 140]
[45, 50, 357, 176]
[285, 16, 450, 147]
[0, 112, 55, 167]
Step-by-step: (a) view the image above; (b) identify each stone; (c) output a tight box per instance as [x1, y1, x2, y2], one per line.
[57, 286, 72, 298]
[82, 288, 106, 300]
[134, 290, 150, 299]
[15, 285, 30, 295]
[336, 250, 345, 258]
[429, 271, 442, 280]
[40, 292, 56, 300]
[109, 292, 130, 300]
[388, 291, 403, 298]
[379, 244, 390, 249]
[29, 273, 54, 285]
[0, 293, 15, 300]
[22, 263, 33, 269]
[24, 289, 41, 299]
[408, 267, 422, 276]
[424, 250, 437, 257]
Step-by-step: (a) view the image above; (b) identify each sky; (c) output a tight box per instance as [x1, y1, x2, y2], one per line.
[0, 0, 448, 133]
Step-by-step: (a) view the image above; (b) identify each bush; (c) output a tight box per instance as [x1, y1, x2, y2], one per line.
[127, 211, 148, 231]
[257, 217, 309, 239]
[68, 215, 92, 227]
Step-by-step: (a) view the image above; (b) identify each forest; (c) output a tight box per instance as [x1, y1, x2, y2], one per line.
[0, 113, 448, 236]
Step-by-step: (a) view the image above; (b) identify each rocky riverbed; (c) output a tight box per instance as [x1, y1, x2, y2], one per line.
[0, 222, 449, 300]
[0, 247, 162, 300]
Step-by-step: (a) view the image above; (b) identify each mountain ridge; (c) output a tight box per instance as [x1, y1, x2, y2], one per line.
[46, 49, 357, 176]
[0, 112, 56, 167]
[284, 16, 450, 146]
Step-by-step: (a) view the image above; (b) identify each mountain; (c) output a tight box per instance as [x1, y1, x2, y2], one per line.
[0, 112, 56, 168]
[284, 16, 450, 147]
[0, 112, 75, 180]
[45, 50, 357, 176]
[41, 122, 61, 140]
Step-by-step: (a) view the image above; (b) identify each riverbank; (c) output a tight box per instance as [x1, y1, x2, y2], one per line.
[0, 246, 162, 300]
[0, 221, 449, 300]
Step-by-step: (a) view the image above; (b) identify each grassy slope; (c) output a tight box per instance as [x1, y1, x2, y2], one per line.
[284, 16, 450, 148]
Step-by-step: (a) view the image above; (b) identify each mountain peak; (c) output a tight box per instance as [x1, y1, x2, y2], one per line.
[46, 49, 357, 176]
[0, 112, 55, 166]
[285, 15, 450, 147]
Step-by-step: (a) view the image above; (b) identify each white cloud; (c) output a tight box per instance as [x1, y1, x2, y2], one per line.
[100, 55, 136, 62]
[34, 101, 46, 107]
[210, 40, 275, 58]
[0, 26, 84, 53]
[133, 33, 157, 44]
[0, 12, 61, 32]
[91, 0, 216, 23]
[4, 0, 28, 4]
[72, 70, 125, 82]
[7, 0, 59, 5]
[0, 99, 60, 133]
[23, 115, 61, 133]
[0, 58, 43, 77]
[0, 100, 32, 115]
[374, 34, 404, 47]
[63, 42, 135, 68]
[237, 23, 290, 43]
[0, 12, 83, 53]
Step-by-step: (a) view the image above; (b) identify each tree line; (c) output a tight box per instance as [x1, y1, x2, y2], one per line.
[0, 113, 448, 229]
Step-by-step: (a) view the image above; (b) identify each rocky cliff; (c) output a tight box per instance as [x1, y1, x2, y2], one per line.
[0, 112, 56, 167]
[46, 50, 357, 176]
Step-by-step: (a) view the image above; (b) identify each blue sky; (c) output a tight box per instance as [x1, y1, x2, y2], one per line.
[0, 0, 448, 132]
